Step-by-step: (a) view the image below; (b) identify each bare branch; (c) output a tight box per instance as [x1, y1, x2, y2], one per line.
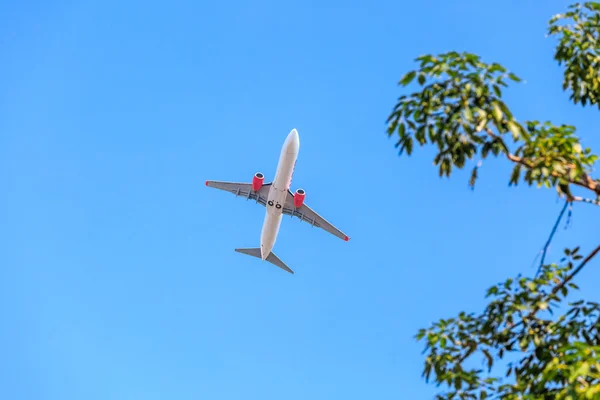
[572, 196, 600, 206]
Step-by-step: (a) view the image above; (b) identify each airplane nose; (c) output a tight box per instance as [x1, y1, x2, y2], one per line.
[284, 128, 300, 153]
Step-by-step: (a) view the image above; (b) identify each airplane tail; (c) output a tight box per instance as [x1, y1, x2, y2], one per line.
[234, 248, 294, 274]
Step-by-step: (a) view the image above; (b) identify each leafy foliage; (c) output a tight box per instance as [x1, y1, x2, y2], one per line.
[386, 51, 599, 200]
[384, 2, 600, 399]
[513, 122, 598, 197]
[387, 51, 523, 178]
[415, 246, 600, 399]
[549, 2, 600, 108]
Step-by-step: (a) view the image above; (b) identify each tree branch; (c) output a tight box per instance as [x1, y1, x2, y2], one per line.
[549, 245, 600, 300]
[423, 245, 600, 381]
[483, 128, 600, 201]
[526, 244, 600, 321]
[572, 196, 600, 206]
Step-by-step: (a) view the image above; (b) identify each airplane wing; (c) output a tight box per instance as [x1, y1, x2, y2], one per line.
[205, 180, 272, 206]
[283, 190, 349, 241]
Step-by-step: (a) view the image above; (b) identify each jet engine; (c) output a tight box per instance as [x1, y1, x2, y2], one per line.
[293, 188, 306, 208]
[252, 172, 265, 191]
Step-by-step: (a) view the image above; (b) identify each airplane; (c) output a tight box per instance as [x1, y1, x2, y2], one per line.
[206, 128, 349, 274]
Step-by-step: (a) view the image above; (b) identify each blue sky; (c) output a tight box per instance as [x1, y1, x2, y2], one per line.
[1, 0, 599, 399]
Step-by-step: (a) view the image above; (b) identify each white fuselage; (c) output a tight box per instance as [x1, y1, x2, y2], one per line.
[260, 129, 300, 259]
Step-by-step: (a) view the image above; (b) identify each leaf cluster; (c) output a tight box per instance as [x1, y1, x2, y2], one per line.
[386, 50, 599, 200]
[512, 121, 598, 197]
[549, 2, 600, 108]
[415, 247, 600, 399]
[387, 51, 522, 179]
[388, 3, 600, 399]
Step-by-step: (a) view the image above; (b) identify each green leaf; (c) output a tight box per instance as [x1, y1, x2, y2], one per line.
[492, 85, 502, 97]
[508, 72, 521, 82]
[506, 120, 521, 140]
[464, 106, 473, 122]
[519, 337, 529, 351]
[482, 349, 493, 371]
[491, 102, 503, 123]
[404, 136, 413, 155]
[509, 164, 522, 186]
[469, 166, 478, 189]
[399, 71, 416, 86]
[454, 376, 462, 390]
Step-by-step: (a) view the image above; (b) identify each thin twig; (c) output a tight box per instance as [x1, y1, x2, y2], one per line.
[525, 244, 600, 321]
[537, 200, 570, 276]
[572, 196, 600, 206]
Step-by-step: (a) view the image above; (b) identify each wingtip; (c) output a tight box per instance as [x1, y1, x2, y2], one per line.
[205, 180, 208, 186]
[344, 236, 350, 242]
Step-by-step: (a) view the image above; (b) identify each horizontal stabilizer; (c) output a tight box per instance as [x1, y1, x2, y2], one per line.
[234, 248, 294, 274]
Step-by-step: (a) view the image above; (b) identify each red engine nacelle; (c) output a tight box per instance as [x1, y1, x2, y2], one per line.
[293, 188, 306, 208]
[252, 172, 264, 191]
